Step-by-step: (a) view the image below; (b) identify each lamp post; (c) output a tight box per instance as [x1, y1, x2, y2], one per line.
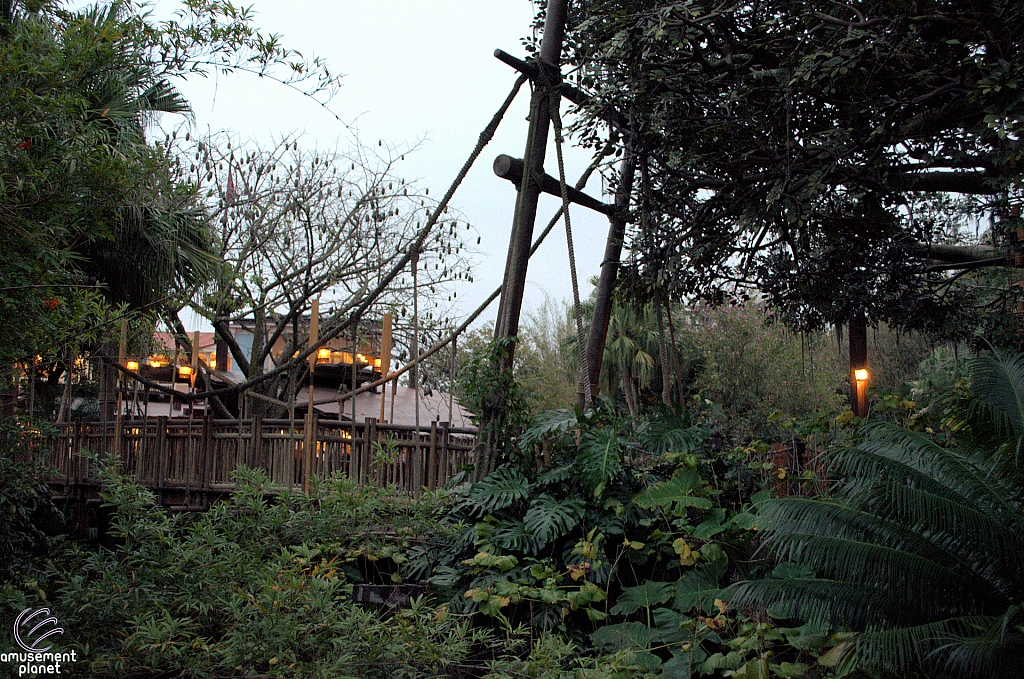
[853, 368, 869, 418]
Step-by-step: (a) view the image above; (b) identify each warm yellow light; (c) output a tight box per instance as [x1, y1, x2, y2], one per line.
[854, 368, 869, 382]
[374, 358, 381, 369]
[149, 358, 161, 368]
[318, 348, 332, 360]
[125, 360, 139, 372]
[208, 356, 217, 369]
[177, 365, 193, 378]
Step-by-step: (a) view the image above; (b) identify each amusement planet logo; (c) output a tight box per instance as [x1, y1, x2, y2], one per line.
[2, 608, 77, 676]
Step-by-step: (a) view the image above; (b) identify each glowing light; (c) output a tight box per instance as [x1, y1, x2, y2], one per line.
[317, 348, 332, 363]
[149, 358, 162, 368]
[125, 360, 139, 372]
[177, 365, 193, 378]
[208, 355, 217, 369]
[374, 358, 381, 369]
[854, 368, 869, 382]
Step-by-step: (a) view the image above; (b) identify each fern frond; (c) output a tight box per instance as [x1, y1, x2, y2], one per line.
[834, 425, 1021, 522]
[863, 482, 1024, 599]
[857, 613, 1024, 679]
[765, 533, 1001, 619]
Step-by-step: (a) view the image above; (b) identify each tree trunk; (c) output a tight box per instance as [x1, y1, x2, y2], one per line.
[585, 150, 637, 397]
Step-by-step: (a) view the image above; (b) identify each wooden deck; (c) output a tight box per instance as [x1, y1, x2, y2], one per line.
[24, 416, 477, 507]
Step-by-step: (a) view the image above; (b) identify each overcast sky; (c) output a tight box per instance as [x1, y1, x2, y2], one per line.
[152, 1, 610, 331]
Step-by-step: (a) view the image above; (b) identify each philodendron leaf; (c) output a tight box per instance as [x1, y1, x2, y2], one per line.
[524, 493, 584, 545]
[674, 560, 726, 613]
[590, 621, 655, 652]
[611, 580, 674, 615]
[635, 468, 713, 515]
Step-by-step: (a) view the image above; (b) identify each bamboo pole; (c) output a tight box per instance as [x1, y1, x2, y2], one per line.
[114, 322, 127, 458]
[378, 313, 393, 423]
[303, 298, 319, 494]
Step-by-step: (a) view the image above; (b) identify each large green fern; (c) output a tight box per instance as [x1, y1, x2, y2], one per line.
[732, 351, 1024, 678]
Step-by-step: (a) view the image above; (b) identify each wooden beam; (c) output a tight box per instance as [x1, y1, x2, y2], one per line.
[911, 242, 1006, 264]
[493, 49, 630, 133]
[493, 154, 615, 216]
[493, 0, 569, 352]
[378, 313, 393, 423]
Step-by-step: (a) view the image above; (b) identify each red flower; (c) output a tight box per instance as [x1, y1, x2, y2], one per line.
[44, 298, 59, 310]
[17, 140, 31, 150]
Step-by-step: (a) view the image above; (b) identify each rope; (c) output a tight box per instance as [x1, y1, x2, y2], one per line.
[543, 65, 593, 408]
[315, 155, 606, 408]
[110, 74, 529, 405]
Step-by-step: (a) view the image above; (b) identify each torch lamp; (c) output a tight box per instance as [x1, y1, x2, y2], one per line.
[853, 367, 869, 418]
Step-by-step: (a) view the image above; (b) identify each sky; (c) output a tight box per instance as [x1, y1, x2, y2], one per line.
[150, 1, 612, 331]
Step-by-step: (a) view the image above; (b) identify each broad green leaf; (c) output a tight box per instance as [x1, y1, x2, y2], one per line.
[524, 493, 584, 545]
[674, 560, 725, 612]
[635, 469, 713, 515]
[611, 581, 673, 615]
[590, 621, 655, 652]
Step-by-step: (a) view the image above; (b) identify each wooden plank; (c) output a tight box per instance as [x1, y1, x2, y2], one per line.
[156, 416, 167, 505]
[412, 427, 423, 498]
[427, 421, 438, 490]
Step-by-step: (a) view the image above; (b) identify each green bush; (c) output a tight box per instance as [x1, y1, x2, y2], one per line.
[20, 465, 524, 678]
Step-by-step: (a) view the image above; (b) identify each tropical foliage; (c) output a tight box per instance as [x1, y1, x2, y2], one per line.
[2, 464, 521, 678]
[733, 351, 1024, 678]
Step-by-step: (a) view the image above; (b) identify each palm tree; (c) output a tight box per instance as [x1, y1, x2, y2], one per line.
[732, 351, 1024, 678]
[67, 1, 216, 307]
[601, 301, 661, 419]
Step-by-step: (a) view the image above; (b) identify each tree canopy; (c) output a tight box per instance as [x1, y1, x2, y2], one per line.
[559, 0, 1024, 335]
[0, 0, 339, 369]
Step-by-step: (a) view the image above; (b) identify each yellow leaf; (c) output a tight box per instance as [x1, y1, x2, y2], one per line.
[268, 657, 278, 666]
[673, 538, 697, 565]
[714, 598, 728, 614]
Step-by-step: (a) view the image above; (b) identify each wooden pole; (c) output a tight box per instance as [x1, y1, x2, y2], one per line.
[412, 252, 422, 496]
[493, 0, 569, 361]
[378, 313, 393, 423]
[303, 298, 319, 494]
[190, 331, 200, 392]
[114, 322, 127, 457]
[848, 310, 869, 417]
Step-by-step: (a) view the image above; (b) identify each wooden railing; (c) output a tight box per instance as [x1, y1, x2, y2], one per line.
[28, 416, 477, 504]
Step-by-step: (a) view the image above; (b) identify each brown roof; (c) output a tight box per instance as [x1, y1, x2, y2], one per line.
[152, 332, 216, 353]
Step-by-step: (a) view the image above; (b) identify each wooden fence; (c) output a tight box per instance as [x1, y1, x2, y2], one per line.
[27, 416, 478, 505]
